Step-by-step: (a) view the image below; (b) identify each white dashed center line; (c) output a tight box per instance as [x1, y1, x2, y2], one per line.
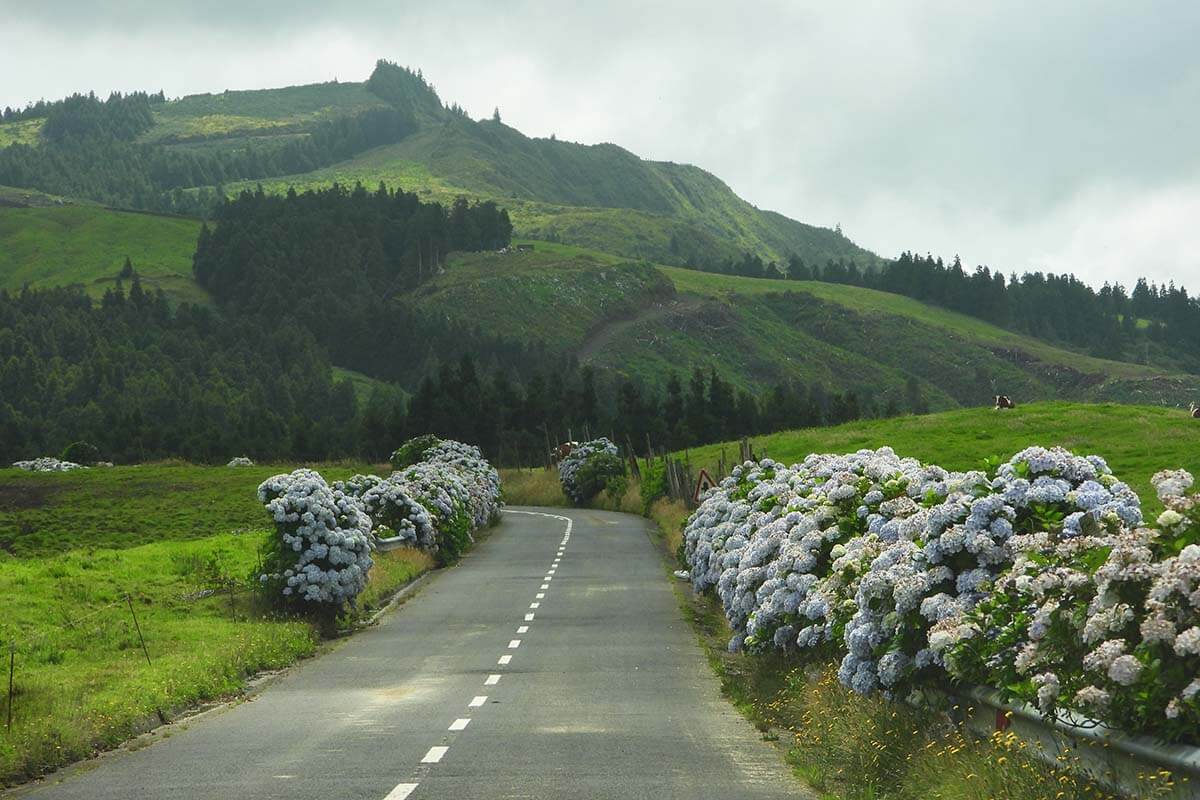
[540, 583, 549, 590]
[421, 746, 449, 764]
[498, 655, 512, 665]
[530, 602, 540, 609]
[525, 613, 535, 621]
[469, 696, 487, 708]
[485, 674, 501, 685]
[508, 639, 521, 648]
[449, 718, 471, 731]
[548, 569, 556, 575]
[517, 625, 529, 633]
[536, 593, 545, 599]
[384, 783, 419, 800]
[544, 576, 552, 582]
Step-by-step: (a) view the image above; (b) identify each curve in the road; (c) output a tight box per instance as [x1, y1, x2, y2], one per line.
[15, 507, 805, 800]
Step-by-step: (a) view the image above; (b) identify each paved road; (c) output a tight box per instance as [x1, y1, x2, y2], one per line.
[20, 507, 802, 800]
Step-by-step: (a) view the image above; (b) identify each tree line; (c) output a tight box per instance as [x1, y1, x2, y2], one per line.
[0, 283, 367, 464]
[192, 184, 513, 373]
[0, 280, 904, 466]
[707, 250, 1200, 370]
[398, 356, 903, 467]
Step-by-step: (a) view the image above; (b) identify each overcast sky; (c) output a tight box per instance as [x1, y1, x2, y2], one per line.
[2, 0, 1198, 289]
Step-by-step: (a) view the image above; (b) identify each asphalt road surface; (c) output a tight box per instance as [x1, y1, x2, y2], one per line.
[19, 507, 803, 800]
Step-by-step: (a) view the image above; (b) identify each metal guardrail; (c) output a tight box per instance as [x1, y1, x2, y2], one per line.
[375, 535, 412, 553]
[961, 687, 1200, 797]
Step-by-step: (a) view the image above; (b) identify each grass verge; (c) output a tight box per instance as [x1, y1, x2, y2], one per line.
[0, 464, 428, 787]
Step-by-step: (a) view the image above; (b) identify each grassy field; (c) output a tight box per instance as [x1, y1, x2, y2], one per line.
[420, 245, 1200, 405]
[683, 402, 1200, 513]
[0, 206, 205, 304]
[0, 119, 44, 148]
[146, 82, 386, 144]
[213, 73, 879, 270]
[411, 244, 673, 347]
[4, 202, 1196, 406]
[331, 366, 408, 404]
[0, 462, 427, 785]
[665, 267, 1162, 380]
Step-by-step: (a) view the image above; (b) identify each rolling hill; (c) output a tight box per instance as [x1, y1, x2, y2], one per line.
[3, 60, 1199, 419]
[0, 60, 876, 270]
[3, 193, 1198, 409]
[416, 242, 1200, 406]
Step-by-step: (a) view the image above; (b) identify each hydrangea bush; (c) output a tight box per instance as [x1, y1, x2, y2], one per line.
[558, 438, 623, 505]
[257, 469, 375, 612]
[258, 438, 503, 606]
[332, 473, 384, 498]
[943, 469, 1200, 741]
[361, 480, 436, 549]
[12, 457, 86, 472]
[682, 446, 1200, 743]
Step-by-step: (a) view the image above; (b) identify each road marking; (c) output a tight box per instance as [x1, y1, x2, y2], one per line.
[498, 654, 512, 665]
[525, 613, 535, 621]
[503, 508, 573, 538]
[421, 746, 449, 764]
[449, 718, 471, 731]
[517, 625, 529, 633]
[536, 593, 545, 599]
[540, 583, 549, 590]
[544, 576, 552, 582]
[508, 639, 521, 648]
[485, 674, 501, 685]
[469, 696, 487, 707]
[548, 569, 556, 575]
[530, 602, 540, 609]
[384, 783, 419, 800]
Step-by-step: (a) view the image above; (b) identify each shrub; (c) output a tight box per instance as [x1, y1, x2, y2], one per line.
[256, 469, 374, 620]
[361, 480, 436, 549]
[390, 434, 442, 470]
[60, 441, 101, 466]
[679, 445, 1200, 744]
[558, 438, 623, 504]
[332, 473, 384, 498]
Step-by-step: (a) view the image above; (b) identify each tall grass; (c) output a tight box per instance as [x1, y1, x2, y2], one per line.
[499, 468, 568, 507]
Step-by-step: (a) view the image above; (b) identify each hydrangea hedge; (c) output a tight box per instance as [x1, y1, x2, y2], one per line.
[558, 438, 624, 505]
[682, 446, 1200, 743]
[257, 437, 502, 615]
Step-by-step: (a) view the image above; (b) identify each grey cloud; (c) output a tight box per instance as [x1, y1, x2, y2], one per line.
[1, 0, 1198, 288]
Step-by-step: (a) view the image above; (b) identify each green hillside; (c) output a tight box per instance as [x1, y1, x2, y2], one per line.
[422, 243, 1200, 406]
[0, 61, 871, 269]
[2, 198, 1195, 412]
[224, 113, 876, 269]
[144, 81, 387, 144]
[0, 205, 205, 304]
[684, 402, 1200, 512]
